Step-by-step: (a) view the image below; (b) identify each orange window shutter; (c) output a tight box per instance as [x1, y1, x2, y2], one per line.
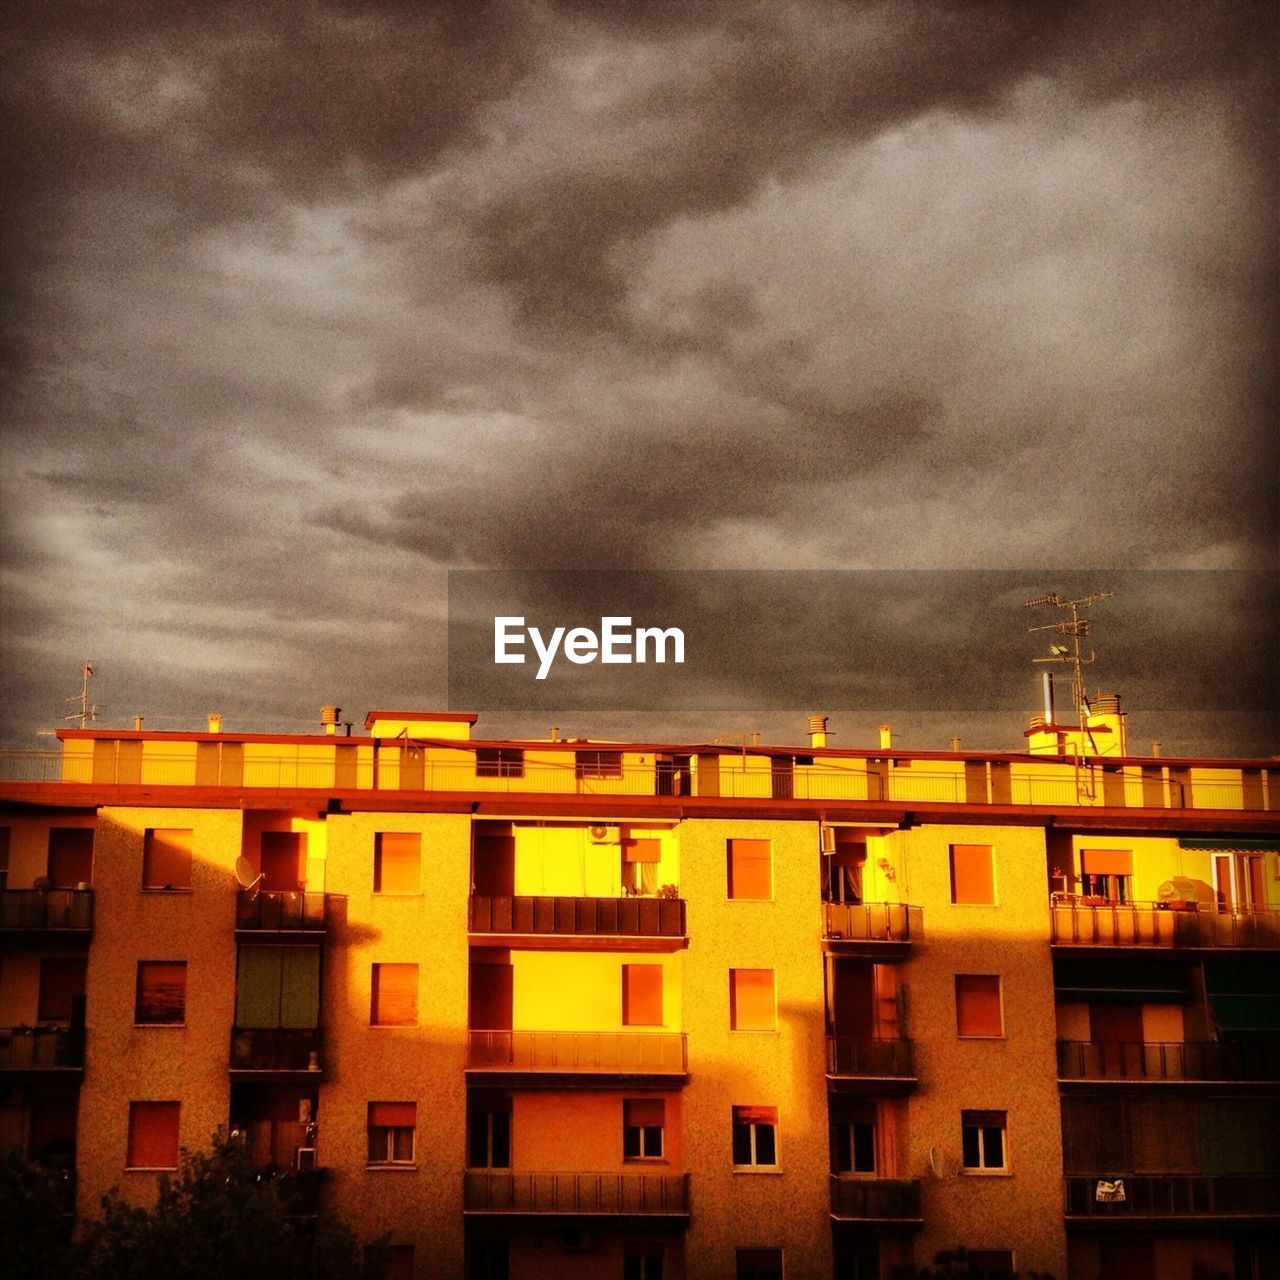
[623, 964, 664, 1026]
[733, 1105, 778, 1125]
[623, 839, 661, 863]
[955, 975, 1003, 1036]
[128, 1102, 180, 1168]
[375, 833, 421, 892]
[624, 1098, 665, 1127]
[368, 1102, 417, 1128]
[1080, 849, 1134, 877]
[136, 962, 187, 1022]
[730, 969, 776, 1030]
[372, 964, 419, 1026]
[143, 829, 193, 889]
[728, 840, 771, 899]
[950, 845, 995, 904]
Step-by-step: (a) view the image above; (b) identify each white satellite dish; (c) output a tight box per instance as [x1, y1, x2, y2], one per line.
[234, 856, 264, 897]
[927, 1145, 946, 1179]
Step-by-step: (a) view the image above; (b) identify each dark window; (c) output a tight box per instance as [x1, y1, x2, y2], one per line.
[38, 958, 86, 1022]
[467, 1098, 511, 1169]
[732, 1106, 778, 1167]
[468, 1238, 509, 1280]
[961, 1110, 1007, 1170]
[623, 1098, 665, 1160]
[624, 1245, 664, 1280]
[832, 1120, 876, 1174]
[736, 1248, 783, 1280]
[47, 829, 93, 888]
[143, 829, 193, 890]
[476, 749, 524, 779]
[367, 1102, 416, 1165]
[575, 751, 623, 780]
[135, 961, 187, 1024]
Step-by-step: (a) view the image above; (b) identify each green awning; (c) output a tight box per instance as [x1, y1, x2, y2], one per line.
[1178, 838, 1280, 852]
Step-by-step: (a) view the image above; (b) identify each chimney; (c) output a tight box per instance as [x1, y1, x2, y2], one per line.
[808, 714, 829, 749]
[321, 706, 341, 736]
[1041, 672, 1055, 724]
[1151, 741, 1162, 758]
[133, 716, 144, 731]
[207, 714, 222, 734]
[878, 724, 892, 750]
[550, 726, 560, 742]
[949, 736, 962, 752]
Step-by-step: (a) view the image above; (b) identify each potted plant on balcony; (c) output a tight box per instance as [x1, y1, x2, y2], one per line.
[657, 883, 679, 900]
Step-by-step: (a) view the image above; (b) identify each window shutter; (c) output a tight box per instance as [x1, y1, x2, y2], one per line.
[1081, 849, 1134, 877]
[955, 974, 1003, 1036]
[375, 833, 421, 893]
[623, 839, 661, 864]
[136, 962, 187, 1023]
[372, 963, 418, 1026]
[624, 1098, 665, 1127]
[622, 964, 664, 1026]
[143, 829, 194, 889]
[279, 949, 320, 1028]
[733, 1105, 777, 1124]
[950, 845, 995, 904]
[368, 1102, 416, 1128]
[727, 840, 771, 899]
[730, 968, 776, 1031]
[127, 1102, 180, 1168]
[236, 947, 283, 1028]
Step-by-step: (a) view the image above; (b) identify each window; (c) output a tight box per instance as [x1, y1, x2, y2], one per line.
[371, 963, 419, 1026]
[374, 833, 421, 894]
[135, 961, 187, 1025]
[729, 969, 775, 1031]
[575, 750, 623, 779]
[968, 1251, 1015, 1280]
[624, 1245, 664, 1280]
[950, 844, 995, 905]
[38, 957, 86, 1022]
[467, 1096, 511, 1169]
[367, 1102, 416, 1165]
[142, 829, 192, 890]
[727, 839, 771, 900]
[622, 838, 661, 896]
[732, 1105, 778, 1168]
[623, 1098, 665, 1160]
[831, 1101, 876, 1174]
[468, 1238, 509, 1280]
[47, 828, 93, 888]
[0, 827, 10, 889]
[736, 1247, 783, 1280]
[260, 832, 306, 891]
[476, 749, 524, 779]
[622, 964, 663, 1026]
[365, 1245, 415, 1280]
[955, 975, 1003, 1038]
[235, 947, 320, 1029]
[961, 1110, 1007, 1171]
[1080, 849, 1133, 903]
[127, 1101, 180, 1169]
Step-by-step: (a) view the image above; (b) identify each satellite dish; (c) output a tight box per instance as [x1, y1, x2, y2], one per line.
[234, 856, 264, 897]
[927, 1145, 946, 1179]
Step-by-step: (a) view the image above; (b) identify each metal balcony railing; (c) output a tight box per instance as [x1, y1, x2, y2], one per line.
[463, 1171, 690, 1216]
[822, 902, 921, 944]
[1057, 1040, 1280, 1082]
[467, 1030, 688, 1075]
[825, 1037, 915, 1078]
[235, 890, 327, 933]
[0, 1026, 85, 1070]
[0, 889, 94, 932]
[230, 1027, 323, 1073]
[829, 1176, 922, 1220]
[1065, 1174, 1280, 1218]
[1050, 901, 1280, 949]
[469, 895, 686, 938]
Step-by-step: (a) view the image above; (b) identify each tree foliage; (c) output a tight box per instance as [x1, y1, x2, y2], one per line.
[891, 1248, 1056, 1280]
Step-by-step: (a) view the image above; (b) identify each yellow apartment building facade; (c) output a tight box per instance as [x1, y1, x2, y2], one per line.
[1, 702, 1277, 1279]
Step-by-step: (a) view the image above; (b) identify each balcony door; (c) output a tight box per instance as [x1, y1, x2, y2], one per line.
[829, 960, 898, 1039]
[469, 958, 513, 1031]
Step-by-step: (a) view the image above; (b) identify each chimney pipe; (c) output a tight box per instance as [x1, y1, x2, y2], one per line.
[949, 736, 962, 752]
[878, 724, 892, 750]
[1041, 672, 1055, 724]
[1151, 741, 1162, 758]
[751, 730, 760, 747]
[808, 714, 829, 749]
[321, 706, 340, 736]
[207, 714, 222, 734]
[133, 716, 144, 731]
[550, 726, 559, 742]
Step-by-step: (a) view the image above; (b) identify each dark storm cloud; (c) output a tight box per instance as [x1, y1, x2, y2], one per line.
[0, 0, 1275, 751]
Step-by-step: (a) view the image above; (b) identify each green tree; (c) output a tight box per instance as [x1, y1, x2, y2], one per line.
[891, 1248, 1056, 1280]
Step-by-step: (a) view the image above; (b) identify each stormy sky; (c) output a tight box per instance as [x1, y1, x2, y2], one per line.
[1, 1, 1276, 754]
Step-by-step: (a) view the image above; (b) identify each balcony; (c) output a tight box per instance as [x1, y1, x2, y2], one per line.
[0, 1026, 85, 1072]
[1057, 1040, 1280, 1084]
[1064, 1174, 1280, 1222]
[235, 890, 327, 937]
[230, 1028, 323, 1076]
[823, 903, 921, 954]
[463, 1171, 690, 1218]
[825, 1037, 916, 1090]
[0, 889, 94, 943]
[469, 895, 686, 950]
[829, 1176, 922, 1224]
[1050, 901, 1280, 950]
[467, 1031, 688, 1083]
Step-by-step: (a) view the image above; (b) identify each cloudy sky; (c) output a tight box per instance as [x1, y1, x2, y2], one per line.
[1, 1, 1275, 753]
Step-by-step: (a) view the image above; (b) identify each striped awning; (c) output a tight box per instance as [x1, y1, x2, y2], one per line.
[1178, 838, 1280, 852]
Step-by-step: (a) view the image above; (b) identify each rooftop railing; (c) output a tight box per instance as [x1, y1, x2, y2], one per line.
[0, 1026, 85, 1070]
[2, 748, 1270, 813]
[1051, 901, 1280, 949]
[1065, 1174, 1280, 1218]
[825, 1036, 915, 1079]
[469, 895, 685, 938]
[0, 889, 94, 933]
[467, 1030, 688, 1075]
[829, 1176, 922, 1221]
[1057, 1040, 1280, 1082]
[235, 890, 327, 934]
[823, 903, 921, 945]
[463, 1170, 690, 1216]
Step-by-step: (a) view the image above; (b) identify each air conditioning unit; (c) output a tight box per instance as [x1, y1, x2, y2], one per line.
[588, 825, 618, 844]
[295, 1147, 317, 1172]
[561, 1229, 594, 1252]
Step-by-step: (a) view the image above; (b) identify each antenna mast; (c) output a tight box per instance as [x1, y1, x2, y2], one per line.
[64, 661, 100, 730]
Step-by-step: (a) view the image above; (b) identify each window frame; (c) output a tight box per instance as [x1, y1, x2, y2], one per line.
[134, 960, 188, 1026]
[126, 1100, 181, 1170]
[574, 750, 623, 780]
[731, 1105, 779, 1170]
[961, 1109, 1009, 1173]
[374, 832, 422, 895]
[729, 968, 776, 1032]
[623, 1098, 665, 1162]
[141, 828, 194, 892]
[475, 748, 525, 779]
[949, 843, 997, 906]
[467, 1098, 512, 1170]
[366, 1102, 417, 1167]
[370, 962, 420, 1027]
[832, 1119, 876, 1175]
[954, 974, 1004, 1039]
[726, 839, 773, 901]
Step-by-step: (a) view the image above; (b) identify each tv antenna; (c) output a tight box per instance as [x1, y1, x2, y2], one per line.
[234, 856, 264, 899]
[63, 661, 100, 729]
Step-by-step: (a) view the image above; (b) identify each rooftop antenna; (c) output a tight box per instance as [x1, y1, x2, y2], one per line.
[1024, 590, 1114, 798]
[63, 661, 100, 730]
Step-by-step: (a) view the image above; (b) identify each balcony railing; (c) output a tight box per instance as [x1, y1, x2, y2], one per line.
[230, 1028, 323, 1073]
[470, 895, 686, 939]
[0, 889, 94, 933]
[235, 890, 327, 934]
[467, 1030, 688, 1075]
[1051, 901, 1280, 949]
[1065, 1174, 1280, 1218]
[826, 1037, 915, 1079]
[0, 1026, 85, 1070]
[463, 1171, 690, 1216]
[823, 903, 921, 944]
[829, 1176, 922, 1221]
[4, 747, 1271, 814]
[1057, 1040, 1280, 1082]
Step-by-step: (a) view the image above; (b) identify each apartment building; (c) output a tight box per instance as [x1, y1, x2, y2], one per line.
[0, 698, 1277, 1280]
